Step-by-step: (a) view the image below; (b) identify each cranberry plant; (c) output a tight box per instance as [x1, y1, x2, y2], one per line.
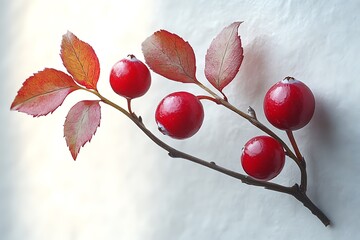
[10, 22, 330, 226]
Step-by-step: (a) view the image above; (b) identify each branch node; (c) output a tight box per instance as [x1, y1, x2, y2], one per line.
[168, 152, 179, 158]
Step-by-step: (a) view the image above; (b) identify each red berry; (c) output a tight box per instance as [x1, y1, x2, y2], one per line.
[155, 92, 204, 139]
[109, 54, 151, 99]
[263, 77, 315, 130]
[241, 136, 285, 181]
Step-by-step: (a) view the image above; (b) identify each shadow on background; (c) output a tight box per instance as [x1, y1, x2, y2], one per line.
[0, 0, 18, 238]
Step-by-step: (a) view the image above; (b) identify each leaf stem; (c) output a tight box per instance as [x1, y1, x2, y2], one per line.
[220, 90, 228, 102]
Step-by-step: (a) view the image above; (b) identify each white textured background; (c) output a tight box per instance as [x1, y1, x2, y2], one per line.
[1, 0, 360, 239]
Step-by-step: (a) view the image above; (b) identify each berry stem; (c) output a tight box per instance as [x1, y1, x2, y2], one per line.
[286, 130, 303, 161]
[127, 98, 133, 114]
[286, 130, 307, 192]
[81, 87, 330, 226]
[197, 95, 221, 104]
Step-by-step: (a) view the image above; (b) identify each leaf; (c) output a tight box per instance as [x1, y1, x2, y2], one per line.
[60, 31, 100, 89]
[64, 100, 101, 160]
[205, 21, 243, 91]
[142, 30, 197, 83]
[10, 68, 80, 116]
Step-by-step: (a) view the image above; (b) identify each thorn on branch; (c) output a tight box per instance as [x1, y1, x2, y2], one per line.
[247, 106, 257, 120]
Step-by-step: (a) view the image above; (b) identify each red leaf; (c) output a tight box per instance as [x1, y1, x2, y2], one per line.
[142, 30, 198, 83]
[64, 100, 101, 160]
[205, 22, 243, 91]
[10, 68, 80, 116]
[60, 31, 100, 89]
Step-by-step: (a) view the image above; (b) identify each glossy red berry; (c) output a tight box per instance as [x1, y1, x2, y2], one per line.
[263, 77, 315, 131]
[155, 91, 204, 139]
[241, 136, 285, 181]
[109, 54, 151, 99]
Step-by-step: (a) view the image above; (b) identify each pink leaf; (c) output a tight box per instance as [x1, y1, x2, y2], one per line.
[60, 31, 100, 90]
[205, 22, 243, 91]
[64, 100, 101, 160]
[142, 30, 198, 83]
[10, 68, 80, 116]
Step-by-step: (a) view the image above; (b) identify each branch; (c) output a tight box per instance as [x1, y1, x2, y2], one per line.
[195, 82, 308, 193]
[85, 88, 330, 226]
[291, 184, 330, 226]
